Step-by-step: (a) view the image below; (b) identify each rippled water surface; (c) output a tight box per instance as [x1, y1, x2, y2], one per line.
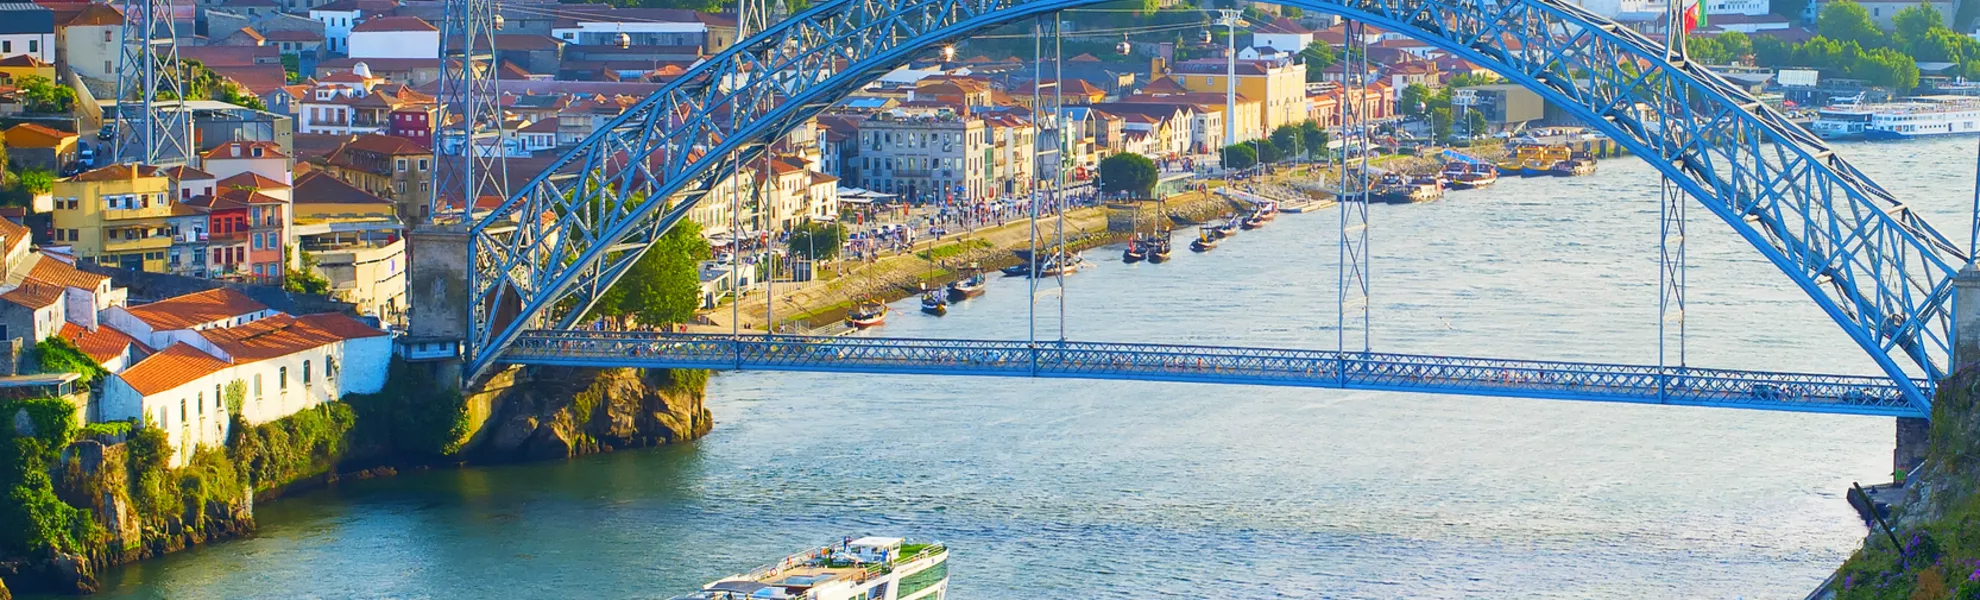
[83, 138, 1980, 599]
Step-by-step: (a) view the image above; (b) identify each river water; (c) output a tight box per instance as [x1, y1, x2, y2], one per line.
[84, 138, 1978, 599]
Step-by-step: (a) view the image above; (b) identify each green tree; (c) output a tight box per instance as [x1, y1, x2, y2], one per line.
[1772, 0, 1810, 20]
[32, 337, 106, 390]
[285, 248, 331, 295]
[1892, 2, 1944, 45]
[1464, 110, 1489, 137]
[1429, 107, 1454, 141]
[596, 219, 711, 326]
[18, 75, 74, 114]
[1269, 125, 1302, 160]
[1398, 83, 1435, 117]
[1817, 0, 1884, 48]
[1098, 152, 1159, 197]
[16, 169, 50, 195]
[1220, 143, 1258, 170]
[1689, 36, 1732, 64]
[786, 221, 846, 260]
[1300, 41, 1338, 81]
[1297, 120, 1327, 158]
[1719, 30, 1753, 60]
[1252, 138, 1284, 163]
[1753, 33, 1793, 65]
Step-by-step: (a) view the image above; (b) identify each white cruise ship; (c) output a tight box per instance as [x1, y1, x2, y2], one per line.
[671, 536, 950, 600]
[1811, 95, 1980, 140]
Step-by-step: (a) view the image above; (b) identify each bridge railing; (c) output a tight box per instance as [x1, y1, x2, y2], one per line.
[504, 332, 1924, 416]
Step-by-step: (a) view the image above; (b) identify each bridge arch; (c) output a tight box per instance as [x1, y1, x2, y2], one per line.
[466, 0, 1966, 412]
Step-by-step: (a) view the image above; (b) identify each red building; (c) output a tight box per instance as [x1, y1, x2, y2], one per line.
[388, 105, 438, 148]
[187, 188, 288, 285]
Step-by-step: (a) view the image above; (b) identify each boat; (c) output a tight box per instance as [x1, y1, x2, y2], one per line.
[946, 272, 987, 300]
[1000, 262, 1032, 277]
[1500, 144, 1569, 176]
[1440, 160, 1472, 181]
[668, 536, 950, 600]
[1380, 178, 1444, 204]
[1034, 253, 1086, 277]
[1122, 239, 1146, 263]
[1449, 163, 1498, 189]
[846, 300, 887, 328]
[1813, 96, 1980, 140]
[1148, 232, 1173, 263]
[1548, 153, 1597, 176]
[1190, 227, 1219, 252]
[919, 290, 947, 316]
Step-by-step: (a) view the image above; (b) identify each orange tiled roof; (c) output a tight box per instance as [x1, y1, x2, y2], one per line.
[199, 313, 386, 363]
[2, 123, 70, 149]
[0, 218, 28, 254]
[118, 344, 230, 396]
[162, 165, 216, 181]
[59, 322, 151, 365]
[1, 281, 63, 309]
[123, 288, 268, 331]
[69, 163, 163, 182]
[26, 256, 108, 291]
[201, 141, 288, 160]
[217, 171, 290, 190]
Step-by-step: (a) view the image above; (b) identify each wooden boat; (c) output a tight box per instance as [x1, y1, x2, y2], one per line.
[1548, 153, 1597, 176]
[1148, 235, 1173, 263]
[919, 290, 948, 316]
[1190, 227, 1219, 252]
[1034, 254, 1086, 277]
[946, 272, 987, 300]
[1000, 262, 1032, 277]
[846, 300, 887, 328]
[1241, 212, 1268, 229]
[1449, 164, 1498, 189]
[1122, 239, 1146, 263]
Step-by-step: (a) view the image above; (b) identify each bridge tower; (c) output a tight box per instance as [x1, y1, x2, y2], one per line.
[403, 0, 509, 389]
[113, 0, 191, 167]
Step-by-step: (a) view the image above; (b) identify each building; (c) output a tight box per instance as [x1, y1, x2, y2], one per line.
[547, 7, 737, 52]
[51, 2, 122, 85]
[201, 141, 292, 184]
[307, 0, 395, 55]
[1462, 84, 1545, 128]
[292, 171, 404, 321]
[0, 3, 55, 64]
[1171, 56, 1310, 137]
[99, 289, 389, 466]
[4, 123, 77, 172]
[857, 109, 1012, 203]
[320, 133, 432, 219]
[347, 16, 438, 60]
[1251, 17, 1315, 54]
[49, 164, 176, 272]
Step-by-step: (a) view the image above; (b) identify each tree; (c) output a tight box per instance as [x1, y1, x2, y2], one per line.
[18, 76, 73, 114]
[1772, 0, 1810, 21]
[595, 219, 711, 326]
[1753, 33, 1793, 65]
[1300, 41, 1338, 81]
[1098, 152, 1159, 197]
[1719, 30, 1753, 60]
[1429, 107, 1454, 141]
[17, 169, 52, 195]
[1689, 36, 1732, 64]
[1464, 110, 1489, 137]
[1252, 138, 1284, 163]
[1220, 143, 1258, 170]
[1297, 120, 1327, 158]
[786, 221, 846, 260]
[1269, 125, 1302, 160]
[1398, 83, 1434, 117]
[285, 248, 331, 295]
[1892, 2, 1944, 45]
[1817, 0, 1884, 48]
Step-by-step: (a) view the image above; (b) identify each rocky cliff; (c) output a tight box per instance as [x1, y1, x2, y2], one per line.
[472, 367, 712, 462]
[1829, 371, 1980, 599]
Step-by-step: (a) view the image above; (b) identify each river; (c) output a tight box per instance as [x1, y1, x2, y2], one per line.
[81, 138, 1979, 599]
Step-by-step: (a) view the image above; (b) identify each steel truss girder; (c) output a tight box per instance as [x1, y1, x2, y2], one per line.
[503, 331, 1929, 418]
[114, 0, 191, 166]
[468, 0, 1966, 415]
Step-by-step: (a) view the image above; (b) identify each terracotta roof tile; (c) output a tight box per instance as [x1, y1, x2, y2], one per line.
[293, 171, 390, 205]
[351, 15, 434, 32]
[0, 218, 29, 254]
[119, 343, 231, 396]
[26, 256, 108, 291]
[123, 288, 268, 331]
[218, 171, 290, 190]
[162, 165, 216, 180]
[201, 141, 288, 160]
[69, 163, 162, 182]
[199, 312, 386, 363]
[1, 281, 62, 309]
[59, 322, 151, 366]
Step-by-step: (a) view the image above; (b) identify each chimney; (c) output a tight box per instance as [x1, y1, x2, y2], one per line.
[231, 145, 241, 157]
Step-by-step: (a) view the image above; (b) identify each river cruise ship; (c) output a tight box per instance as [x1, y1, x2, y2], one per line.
[1812, 95, 1980, 140]
[671, 536, 950, 600]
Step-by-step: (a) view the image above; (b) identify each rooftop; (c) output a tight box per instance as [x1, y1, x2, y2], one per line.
[118, 343, 231, 396]
[351, 15, 435, 32]
[123, 288, 269, 331]
[59, 322, 152, 365]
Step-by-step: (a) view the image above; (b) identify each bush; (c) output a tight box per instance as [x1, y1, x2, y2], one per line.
[32, 337, 106, 390]
[0, 397, 93, 558]
[229, 403, 355, 493]
[345, 360, 468, 459]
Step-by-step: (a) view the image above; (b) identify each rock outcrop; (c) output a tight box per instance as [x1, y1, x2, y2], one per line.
[473, 367, 712, 462]
[1828, 370, 1980, 598]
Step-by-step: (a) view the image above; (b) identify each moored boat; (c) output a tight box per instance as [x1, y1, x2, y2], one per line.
[1190, 226, 1219, 252]
[846, 300, 887, 328]
[920, 290, 948, 316]
[946, 272, 987, 300]
[1449, 163, 1498, 189]
[1148, 234, 1173, 263]
[1548, 153, 1597, 176]
[1122, 239, 1146, 263]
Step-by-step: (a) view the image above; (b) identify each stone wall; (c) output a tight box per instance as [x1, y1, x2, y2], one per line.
[466, 367, 712, 462]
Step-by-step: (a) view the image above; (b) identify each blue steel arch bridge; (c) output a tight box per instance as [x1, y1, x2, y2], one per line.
[432, 0, 1979, 421]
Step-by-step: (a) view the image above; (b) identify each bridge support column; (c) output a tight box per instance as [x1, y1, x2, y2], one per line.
[399, 226, 472, 391]
[1906, 262, 1980, 476]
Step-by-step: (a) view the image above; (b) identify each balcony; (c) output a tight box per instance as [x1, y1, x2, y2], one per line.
[101, 207, 173, 221]
[103, 235, 172, 253]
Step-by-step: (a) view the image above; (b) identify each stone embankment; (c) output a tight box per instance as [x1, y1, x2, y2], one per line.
[468, 367, 713, 462]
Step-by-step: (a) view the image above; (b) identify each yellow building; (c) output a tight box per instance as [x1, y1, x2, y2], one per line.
[50, 164, 177, 272]
[0, 55, 55, 88]
[1169, 57, 1309, 135]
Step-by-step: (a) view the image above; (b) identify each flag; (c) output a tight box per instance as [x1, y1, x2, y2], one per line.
[1684, 1, 1706, 32]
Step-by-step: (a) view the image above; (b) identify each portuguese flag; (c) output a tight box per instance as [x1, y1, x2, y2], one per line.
[1684, 1, 1706, 32]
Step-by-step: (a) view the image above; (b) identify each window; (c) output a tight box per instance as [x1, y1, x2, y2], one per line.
[303, 360, 312, 385]
[215, 384, 222, 411]
[28, 40, 36, 53]
[327, 356, 338, 380]
[104, 30, 112, 43]
[279, 367, 288, 390]
[179, 399, 186, 423]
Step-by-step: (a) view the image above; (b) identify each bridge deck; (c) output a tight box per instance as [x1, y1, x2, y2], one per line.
[501, 332, 1929, 418]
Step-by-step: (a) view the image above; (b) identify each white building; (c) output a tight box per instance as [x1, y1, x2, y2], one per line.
[99, 288, 276, 351]
[307, 0, 395, 55]
[1251, 17, 1314, 54]
[0, 3, 55, 64]
[346, 15, 437, 60]
[101, 303, 390, 467]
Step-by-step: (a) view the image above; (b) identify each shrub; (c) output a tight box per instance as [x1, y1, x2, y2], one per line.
[32, 337, 107, 390]
[0, 397, 93, 558]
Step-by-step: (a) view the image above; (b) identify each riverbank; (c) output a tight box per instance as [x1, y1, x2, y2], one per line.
[1825, 372, 1980, 599]
[0, 361, 712, 595]
[707, 186, 1247, 329]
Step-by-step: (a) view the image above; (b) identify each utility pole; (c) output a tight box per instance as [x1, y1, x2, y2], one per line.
[1218, 9, 1238, 149]
[114, 0, 191, 167]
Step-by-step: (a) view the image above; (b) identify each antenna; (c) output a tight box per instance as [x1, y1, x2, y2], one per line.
[114, 0, 191, 167]
[431, 0, 510, 224]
